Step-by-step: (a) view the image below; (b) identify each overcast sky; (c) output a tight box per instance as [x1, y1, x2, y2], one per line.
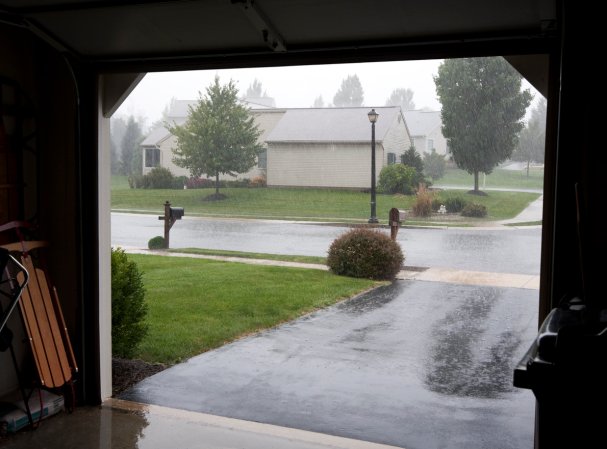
[115, 59, 444, 130]
[115, 58, 540, 131]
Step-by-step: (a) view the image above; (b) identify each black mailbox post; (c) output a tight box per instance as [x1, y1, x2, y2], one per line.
[389, 208, 406, 240]
[158, 201, 184, 248]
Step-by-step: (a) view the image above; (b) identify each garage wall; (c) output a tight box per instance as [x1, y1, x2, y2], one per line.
[267, 142, 383, 189]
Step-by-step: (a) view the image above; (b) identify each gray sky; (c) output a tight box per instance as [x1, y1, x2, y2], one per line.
[115, 59, 443, 129]
[115, 58, 540, 131]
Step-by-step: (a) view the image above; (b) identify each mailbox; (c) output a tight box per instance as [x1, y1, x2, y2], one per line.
[389, 208, 406, 226]
[170, 207, 185, 220]
[389, 208, 405, 240]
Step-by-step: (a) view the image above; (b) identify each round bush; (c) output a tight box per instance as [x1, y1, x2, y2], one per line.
[327, 228, 404, 280]
[148, 236, 165, 249]
[143, 167, 175, 189]
[111, 247, 148, 358]
[378, 164, 417, 194]
[461, 203, 487, 217]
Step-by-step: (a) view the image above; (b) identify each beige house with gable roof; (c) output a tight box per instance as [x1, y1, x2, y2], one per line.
[141, 104, 411, 189]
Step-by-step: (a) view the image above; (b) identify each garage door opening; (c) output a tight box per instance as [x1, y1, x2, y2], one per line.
[108, 57, 546, 449]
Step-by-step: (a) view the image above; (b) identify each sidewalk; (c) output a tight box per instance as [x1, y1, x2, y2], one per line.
[125, 248, 540, 290]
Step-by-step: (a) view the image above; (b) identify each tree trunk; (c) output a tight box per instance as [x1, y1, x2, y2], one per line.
[474, 171, 479, 192]
[215, 172, 219, 195]
[526, 160, 530, 177]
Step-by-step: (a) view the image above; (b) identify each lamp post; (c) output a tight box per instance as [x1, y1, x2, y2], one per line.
[368, 108, 379, 223]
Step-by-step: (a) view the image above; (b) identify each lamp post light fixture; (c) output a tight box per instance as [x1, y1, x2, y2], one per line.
[368, 108, 379, 223]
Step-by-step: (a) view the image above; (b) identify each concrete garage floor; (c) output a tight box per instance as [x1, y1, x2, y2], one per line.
[118, 281, 538, 449]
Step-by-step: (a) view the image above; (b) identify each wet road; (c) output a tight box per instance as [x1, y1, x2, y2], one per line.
[123, 281, 538, 449]
[111, 213, 541, 274]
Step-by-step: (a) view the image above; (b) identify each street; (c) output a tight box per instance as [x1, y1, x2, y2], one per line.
[111, 213, 542, 275]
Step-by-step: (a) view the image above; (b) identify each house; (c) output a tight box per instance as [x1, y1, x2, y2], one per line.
[403, 110, 448, 156]
[265, 107, 411, 188]
[141, 99, 282, 181]
[144, 105, 411, 189]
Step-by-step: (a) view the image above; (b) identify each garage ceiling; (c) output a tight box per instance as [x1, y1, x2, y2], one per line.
[0, 0, 557, 67]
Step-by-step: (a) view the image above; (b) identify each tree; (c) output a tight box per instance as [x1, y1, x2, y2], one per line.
[333, 74, 364, 107]
[423, 149, 447, 181]
[168, 76, 263, 199]
[400, 145, 426, 188]
[434, 57, 532, 193]
[120, 116, 143, 176]
[512, 98, 547, 176]
[245, 79, 265, 98]
[385, 88, 415, 111]
[313, 95, 325, 108]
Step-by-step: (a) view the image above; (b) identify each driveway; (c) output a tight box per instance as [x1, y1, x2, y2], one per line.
[122, 280, 538, 449]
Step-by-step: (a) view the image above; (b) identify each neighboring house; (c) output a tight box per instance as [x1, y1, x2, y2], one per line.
[141, 103, 411, 189]
[403, 110, 448, 156]
[265, 107, 411, 188]
[141, 99, 280, 180]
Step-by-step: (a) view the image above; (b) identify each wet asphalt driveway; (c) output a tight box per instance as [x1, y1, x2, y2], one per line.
[122, 280, 538, 449]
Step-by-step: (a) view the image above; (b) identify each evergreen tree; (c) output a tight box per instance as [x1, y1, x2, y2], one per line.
[333, 74, 364, 107]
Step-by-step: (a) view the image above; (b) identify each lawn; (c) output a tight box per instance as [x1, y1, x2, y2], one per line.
[112, 182, 540, 223]
[435, 166, 544, 190]
[169, 248, 327, 265]
[130, 253, 378, 364]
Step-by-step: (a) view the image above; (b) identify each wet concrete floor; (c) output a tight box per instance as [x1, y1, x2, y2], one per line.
[122, 280, 538, 449]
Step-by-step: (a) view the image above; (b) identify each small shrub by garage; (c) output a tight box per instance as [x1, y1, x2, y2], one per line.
[327, 228, 404, 280]
[378, 164, 417, 194]
[461, 203, 487, 217]
[111, 247, 148, 358]
[412, 189, 434, 217]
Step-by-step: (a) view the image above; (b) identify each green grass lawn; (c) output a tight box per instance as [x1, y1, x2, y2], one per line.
[112, 175, 130, 190]
[436, 166, 544, 190]
[112, 184, 539, 223]
[169, 248, 327, 264]
[130, 254, 378, 364]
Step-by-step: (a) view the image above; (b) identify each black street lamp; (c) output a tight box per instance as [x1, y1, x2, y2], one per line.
[368, 108, 379, 223]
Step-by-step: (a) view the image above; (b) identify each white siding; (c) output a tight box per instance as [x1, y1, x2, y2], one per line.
[427, 125, 448, 156]
[382, 113, 411, 165]
[267, 143, 383, 189]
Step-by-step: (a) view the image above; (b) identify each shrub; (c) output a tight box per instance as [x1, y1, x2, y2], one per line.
[400, 145, 424, 173]
[327, 228, 404, 280]
[224, 178, 250, 188]
[142, 167, 175, 189]
[128, 175, 144, 189]
[412, 189, 434, 217]
[378, 164, 417, 194]
[250, 175, 267, 187]
[148, 236, 165, 249]
[444, 196, 468, 213]
[423, 149, 447, 181]
[431, 197, 443, 212]
[185, 177, 215, 189]
[461, 203, 487, 217]
[111, 247, 148, 358]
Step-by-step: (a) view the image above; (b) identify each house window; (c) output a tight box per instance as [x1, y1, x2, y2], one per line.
[145, 148, 160, 168]
[387, 152, 396, 165]
[427, 139, 435, 151]
[258, 149, 267, 169]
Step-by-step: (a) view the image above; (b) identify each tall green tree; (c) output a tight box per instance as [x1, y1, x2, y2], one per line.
[169, 76, 263, 198]
[313, 95, 325, 108]
[512, 98, 547, 176]
[385, 88, 415, 111]
[120, 116, 143, 176]
[434, 57, 532, 193]
[333, 74, 364, 107]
